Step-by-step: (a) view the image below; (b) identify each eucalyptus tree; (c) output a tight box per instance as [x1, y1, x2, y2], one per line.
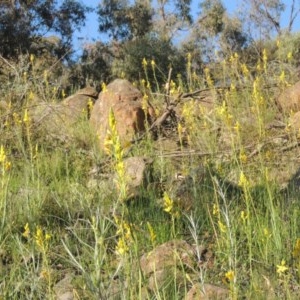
[0, 0, 89, 59]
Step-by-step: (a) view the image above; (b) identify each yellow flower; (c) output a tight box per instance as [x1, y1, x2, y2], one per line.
[22, 223, 30, 239]
[238, 171, 249, 188]
[5, 161, 11, 171]
[87, 98, 94, 111]
[151, 59, 155, 67]
[241, 63, 249, 77]
[279, 70, 285, 83]
[35, 227, 44, 249]
[233, 121, 240, 133]
[23, 109, 30, 124]
[263, 228, 272, 238]
[34, 226, 51, 250]
[240, 211, 248, 223]
[142, 58, 148, 68]
[0, 145, 6, 163]
[225, 270, 235, 282]
[30, 54, 35, 63]
[239, 151, 248, 164]
[116, 237, 129, 256]
[213, 203, 219, 216]
[218, 220, 227, 233]
[61, 89, 66, 98]
[147, 222, 156, 244]
[262, 48, 268, 71]
[178, 122, 183, 138]
[28, 91, 35, 101]
[39, 268, 51, 280]
[276, 260, 288, 275]
[293, 239, 300, 259]
[101, 82, 107, 92]
[163, 192, 173, 214]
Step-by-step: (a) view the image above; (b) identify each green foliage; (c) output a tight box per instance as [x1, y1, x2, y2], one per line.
[0, 0, 89, 59]
[97, 0, 153, 41]
[111, 36, 186, 84]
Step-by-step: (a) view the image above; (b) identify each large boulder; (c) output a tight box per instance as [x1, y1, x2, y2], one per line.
[277, 81, 300, 113]
[61, 86, 98, 119]
[90, 79, 149, 150]
[29, 87, 98, 141]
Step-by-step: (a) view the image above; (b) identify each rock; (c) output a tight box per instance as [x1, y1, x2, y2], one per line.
[277, 81, 300, 113]
[90, 79, 150, 150]
[61, 86, 98, 120]
[140, 240, 196, 276]
[289, 111, 300, 132]
[185, 283, 228, 300]
[53, 273, 75, 300]
[140, 240, 215, 294]
[140, 240, 196, 292]
[29, 87, 97, 142]
[122, 156, 153, 199]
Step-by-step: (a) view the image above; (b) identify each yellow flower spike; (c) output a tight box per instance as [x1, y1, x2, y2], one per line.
[276, 260, 289, 275]
[61, 89, 66, 98]
[240, 211, 248, 223]
[225, 270, 235, 282]
[218, 220, 227, 233]
[28, 91, 34, 101]
[263, 228, 272, 238]
[213, 203, 219, 216]
[163, 191, 173, 214]
[142, 57, 148, 68]
[35, 226, 44, 249]
[230, 83, 236, 92]
[239, 150, 248, 164]
[238, 171, 250, 188]
[293, 239, 300, 259]
[241, 63, 249, 77]
[279, 70, 285, 83]
[101, 82, 107, 92]
[178, 122, 183, 138]
[108, 109, 116, 132]
[0, 145, 6, 163]
[22, 223, 30, 238]
[142, 94, 149, 111]
[147, 222, 156, 244]
[263, 48, 268, 72]
[151, 59, 155, 68]
[287, 51, 293, 61]
[116, 237, 129, 256]
[30, 54, 34, 63]
[5, 161, 11, 171]
[87, 98, 94, 111]
[233, 121, 240, 133]
[23, 109, 30, 124]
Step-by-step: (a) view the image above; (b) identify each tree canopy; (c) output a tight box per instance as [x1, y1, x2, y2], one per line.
[0, 0, 89, 59]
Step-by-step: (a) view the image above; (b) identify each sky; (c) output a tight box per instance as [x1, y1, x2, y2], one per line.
[72, 0, 300, 55]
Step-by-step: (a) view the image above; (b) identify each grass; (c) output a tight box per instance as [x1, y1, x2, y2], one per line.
[1, 47, 300, 299]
